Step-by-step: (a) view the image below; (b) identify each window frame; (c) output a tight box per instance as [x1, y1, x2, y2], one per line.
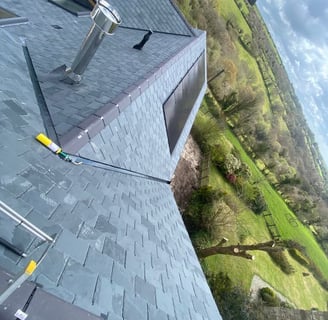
[48, 0, 91, 17]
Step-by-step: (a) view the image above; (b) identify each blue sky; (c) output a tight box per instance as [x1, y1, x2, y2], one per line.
[256, 0, 328, 164]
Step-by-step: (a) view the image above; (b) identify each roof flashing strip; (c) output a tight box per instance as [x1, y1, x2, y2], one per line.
[0, 7, 28, 26]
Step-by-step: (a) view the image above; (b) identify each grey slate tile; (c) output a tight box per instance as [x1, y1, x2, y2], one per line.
[148, 304, 169, 320]
[20, 167, 54, 193]
[44, 168, 73, 190]
[0, 175, 32, 198]
[95, 215, 117, 235]
[94, 276, 124, 316]
[20, 187, 58, 218]
[111, 262, 134, 293]
[74, 295, 106, 317]
[125, 247, 144, 279]
[123, 291, 148, 320]
[60, 259, 98, 301]
[72, 201, 98, 224]
[135, 275, 156, 306]
[84, 247, 114, 278]
[36, 274, 75, 303]
[156, 288, 175, 318]
[103, 237, 125, 265]
[0, 189, 33, 218]
[54, 229, 89, 264]
[190, 296, 207, 318]
[37, 248, 67, 283]
[173, 298, 192, 320]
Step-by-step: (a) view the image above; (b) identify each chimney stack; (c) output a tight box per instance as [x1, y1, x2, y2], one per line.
[64, 0, 121, 84]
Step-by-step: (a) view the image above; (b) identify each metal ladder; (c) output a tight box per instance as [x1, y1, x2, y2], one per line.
[0, 200, 54, 305]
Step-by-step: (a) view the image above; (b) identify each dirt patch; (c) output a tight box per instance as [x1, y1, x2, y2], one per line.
[171, 135, 202, 212]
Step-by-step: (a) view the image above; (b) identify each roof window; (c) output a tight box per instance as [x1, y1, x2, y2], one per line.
[48, 0, 93, 17]
[163, 52, 206, 153]
[0, 7, 28, 26]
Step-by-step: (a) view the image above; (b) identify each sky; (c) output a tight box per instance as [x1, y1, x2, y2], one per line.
[256, 0, 328, 165]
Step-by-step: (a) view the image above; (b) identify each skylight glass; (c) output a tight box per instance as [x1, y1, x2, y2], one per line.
[48, 0, 91, 17]
[163, 52, 206, 153]
[0, 7, 28, 26]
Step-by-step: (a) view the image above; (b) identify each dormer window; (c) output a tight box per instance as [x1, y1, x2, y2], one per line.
[48, 0, 93, 17]
[0, 7, 28, 26]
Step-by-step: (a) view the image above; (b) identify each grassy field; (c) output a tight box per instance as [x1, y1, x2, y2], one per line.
[204, 252, 328, 310]
[177, 0, 328, 311]
[216, 0, 252, 38]
[194, 106, 328, 310]
[226, 129, 328, 280]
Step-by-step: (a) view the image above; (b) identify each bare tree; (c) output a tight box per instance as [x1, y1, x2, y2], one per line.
[198, 240, 283, 260]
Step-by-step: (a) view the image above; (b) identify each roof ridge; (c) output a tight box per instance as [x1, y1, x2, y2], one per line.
[167, 0, 196, 36]
[59, 32, 205, 154]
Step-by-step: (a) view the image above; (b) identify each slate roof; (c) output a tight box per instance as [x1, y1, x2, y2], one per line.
[0, 0, 222, 319]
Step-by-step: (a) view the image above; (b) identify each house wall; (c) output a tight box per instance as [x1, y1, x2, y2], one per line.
[78, 32, 206, 180]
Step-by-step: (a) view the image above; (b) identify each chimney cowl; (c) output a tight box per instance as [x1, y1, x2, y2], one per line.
[62, 0, 121, 84]
[92, 0, 121, 34]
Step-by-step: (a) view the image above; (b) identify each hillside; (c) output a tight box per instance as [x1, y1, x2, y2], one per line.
[174, 0, 328, 316]
[175, 0, 328, 254]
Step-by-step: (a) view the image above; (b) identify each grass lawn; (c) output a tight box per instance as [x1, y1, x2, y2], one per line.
[216, 0, 252, 38]
[181, 0, 328, 310]
[226, 129, 328, 279]
[203, 155, 328, 310]
[204, 251, 328, 310]
[194, 106, 328, 310]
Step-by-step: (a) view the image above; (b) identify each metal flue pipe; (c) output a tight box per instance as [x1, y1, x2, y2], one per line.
[64, 0, 121, 84]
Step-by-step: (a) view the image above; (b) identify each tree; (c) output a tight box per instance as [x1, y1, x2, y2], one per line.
[207, 271, 260, 320]
[198, 240, 281, 259]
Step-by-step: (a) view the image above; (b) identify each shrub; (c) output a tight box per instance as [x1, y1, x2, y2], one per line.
[259, 287, 280, 307]
[268, 250, 295, 275]
[250, 190, 267, 214]
[288, 248, 309, 267]
[240, 182, 267, 214]
[184, 186, 219, 236]
[191, 231, 212, 250]
[206, 272, 256, 320]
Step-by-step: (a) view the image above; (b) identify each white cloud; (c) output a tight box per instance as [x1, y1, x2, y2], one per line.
[257, 0, 328, 164]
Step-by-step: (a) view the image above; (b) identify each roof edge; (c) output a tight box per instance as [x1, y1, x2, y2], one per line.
[59, 31, 206, 154]
[168, 0, 196, 37]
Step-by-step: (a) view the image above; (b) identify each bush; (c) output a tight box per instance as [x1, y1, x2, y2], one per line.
[206, 272, 256, 320]
[268, 250, 295, 275]
[250, 190, 267, 214]
[191, 231, 211, 250]
[240, 182, 267, 214]
[288, 248, 309, 267]
[184, 186, 219, 236]
[259, 287, 280, 307]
